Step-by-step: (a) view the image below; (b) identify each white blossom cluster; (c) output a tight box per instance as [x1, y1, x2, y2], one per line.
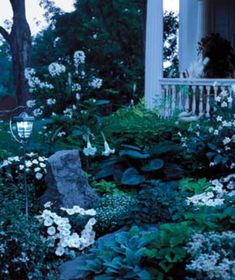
[48, 62, 66, 77]
[37, 202, 96, 257]
[46, 98, 56, 106]
[72, 83, 82, 92]
[186, 231, 235, 279]
[0, 153, 47, 181]
[89, 78, 103, 89]
[186, 176, 235, 207]
[179, 85, 235, 169]
[74, 50, 86, 67]
[25, 68, 54, 92]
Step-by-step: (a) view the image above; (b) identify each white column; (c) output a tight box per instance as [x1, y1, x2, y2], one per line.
[196, 0, 206, 44]
[179, 0, 198, 73]
[145, 0, 163, 109]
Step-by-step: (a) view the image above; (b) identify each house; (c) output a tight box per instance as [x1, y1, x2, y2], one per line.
[145, 0, 235, 116]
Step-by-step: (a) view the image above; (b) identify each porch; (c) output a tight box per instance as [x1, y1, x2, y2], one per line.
[145, 0, 235, 115]
[159, 78, 235, 117]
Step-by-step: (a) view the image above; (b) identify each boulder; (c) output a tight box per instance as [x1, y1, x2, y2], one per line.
[40, 150, 99, 209]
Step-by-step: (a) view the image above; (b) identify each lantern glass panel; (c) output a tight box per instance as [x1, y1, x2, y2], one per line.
[16, 121, 33, 139]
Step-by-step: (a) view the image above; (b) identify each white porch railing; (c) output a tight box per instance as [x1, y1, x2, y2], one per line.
[159, 78, 235, 117]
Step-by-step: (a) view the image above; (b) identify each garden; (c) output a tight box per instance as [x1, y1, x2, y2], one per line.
[0, 0, 235, 280]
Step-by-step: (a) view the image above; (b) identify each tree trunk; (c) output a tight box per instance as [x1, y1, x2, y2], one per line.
[0, 0, 31, 106]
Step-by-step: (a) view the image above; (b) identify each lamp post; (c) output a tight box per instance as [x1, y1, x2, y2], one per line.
[10, 108, 35, 219]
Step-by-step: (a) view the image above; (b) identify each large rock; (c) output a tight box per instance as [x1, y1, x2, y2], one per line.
[40, 150, 99, 209]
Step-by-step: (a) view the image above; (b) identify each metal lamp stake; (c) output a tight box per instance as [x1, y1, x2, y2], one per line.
[10, 107, 35, 220]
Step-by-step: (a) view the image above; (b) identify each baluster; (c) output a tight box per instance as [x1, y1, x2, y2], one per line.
[178, 88, 184, 111]
[205, 85, 211, 117]
[171, 84, 177, 113]
[185, 86, 190, 112]
[199, 85, 204, 116]
[159, 85, 166, 117]
[213, 85, 219, 111]
[228, 87, 233, 109]
[191, 85, 197, 115]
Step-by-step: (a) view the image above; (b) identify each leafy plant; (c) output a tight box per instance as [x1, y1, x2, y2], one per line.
[0, 193, 57, 280]
[64, 223, 192, 279]
[91, 179, 124, 195]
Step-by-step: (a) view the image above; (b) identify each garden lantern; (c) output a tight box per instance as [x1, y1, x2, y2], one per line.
[12, 112, 35, 143]
[10, 108, 35, 220]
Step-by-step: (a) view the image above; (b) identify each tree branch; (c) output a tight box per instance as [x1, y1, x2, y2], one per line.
[0, 26, 10, 43]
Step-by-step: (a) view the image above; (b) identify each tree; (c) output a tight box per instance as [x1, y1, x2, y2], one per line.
[0, 0, 31, 106]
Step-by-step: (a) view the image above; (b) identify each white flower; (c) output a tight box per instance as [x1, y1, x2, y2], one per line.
[35, 172, 43, 180]
[44, 201, 53, 208]
[102, 140, 115, 156]
[215, 96, 221, 102]
[223, 137, 231, 146]
[63, 108, 73, 119]
[19, 165, 24, 170]
[227, 96, 233, 103]
[25, 160, 32, 167]
[46, 98, 56, 106]
[209, 127, 213, 133]
[55, 246, 64, 256]
[214, 130, 219, 136]
[216, 116, 223, 122]
[26, 99, 36, 108]
[57, 131, 66, 137]
[74, 50, 86, 66]
[83, 139, 97, 156]
[48, 62, 66, 77]
[76, 93, 80, 100]
[39, 162, 46, 168]
[221, 101, 228, 108]
[44, 217, 53, 227]
[33, 108, 43, 117]
[89, 78, 103, 89]
[72, 83, 81, 92]
[47, 226, 56, 236]
[87, 218, 96, 226]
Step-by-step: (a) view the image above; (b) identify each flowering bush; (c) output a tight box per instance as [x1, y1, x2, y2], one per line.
[178, 85, 235, 177]
[0, 196, 56, 280]
[37, 202, 96, 257]
[186, 231, 235, 279]
[0, 153, 47, 192]
[25, 50, 103, 118]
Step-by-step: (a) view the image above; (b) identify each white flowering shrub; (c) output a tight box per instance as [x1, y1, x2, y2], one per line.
[37, 202, 96, 257]
[186, 231, 235, 279]
[179, 85, 235, 172]
[186, 176, 235, 207]
[24, 50, 103, 118]
[0, 153, 47, 190]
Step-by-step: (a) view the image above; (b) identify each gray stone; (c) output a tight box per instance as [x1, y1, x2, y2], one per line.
[40, 150, 99, 209]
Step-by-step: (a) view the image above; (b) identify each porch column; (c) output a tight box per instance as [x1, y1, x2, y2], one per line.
[145, 0, 163, 109]
[196, 0, 206, 44]
[179, 0, 198, 73]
